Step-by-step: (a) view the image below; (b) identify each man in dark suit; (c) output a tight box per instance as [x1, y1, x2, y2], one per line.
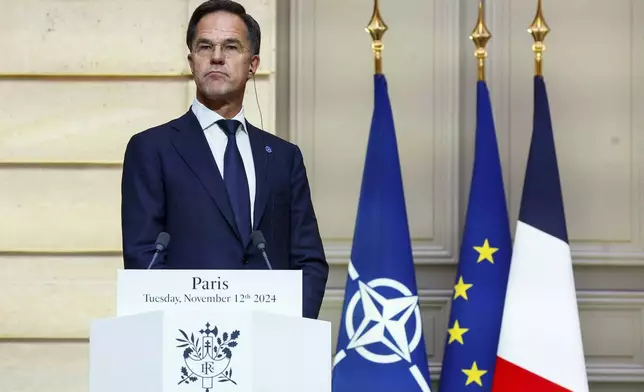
[120, 0, 328, 319]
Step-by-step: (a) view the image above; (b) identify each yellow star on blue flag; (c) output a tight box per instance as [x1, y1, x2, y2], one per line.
[437, 79, 512, 391]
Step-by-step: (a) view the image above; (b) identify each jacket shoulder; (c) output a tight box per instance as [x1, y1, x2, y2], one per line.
[132, 114, 185, 139]
[247, 122, 300, 154]
[126, 110, 195, 148]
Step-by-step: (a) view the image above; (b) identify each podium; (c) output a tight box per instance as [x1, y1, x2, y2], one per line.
[89, 270, 332, 392]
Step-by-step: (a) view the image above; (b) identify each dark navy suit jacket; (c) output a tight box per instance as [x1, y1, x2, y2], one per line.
[120, 109, 329, 319]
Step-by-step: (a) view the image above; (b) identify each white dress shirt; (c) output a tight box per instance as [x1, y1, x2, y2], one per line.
[191, 98, 256, 227]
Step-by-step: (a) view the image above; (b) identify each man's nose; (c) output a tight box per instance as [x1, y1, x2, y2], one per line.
[210, 46, 225, 64]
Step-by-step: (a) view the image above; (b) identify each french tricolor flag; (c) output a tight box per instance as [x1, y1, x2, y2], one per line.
[491, 76, 589, 392]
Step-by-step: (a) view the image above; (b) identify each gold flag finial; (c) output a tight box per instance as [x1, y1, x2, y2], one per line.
[528, 0, 550, 76]
[366, 0, 388, 74]
[469, 0, 491, 81]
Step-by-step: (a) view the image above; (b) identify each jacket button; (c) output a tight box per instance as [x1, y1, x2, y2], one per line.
[241, 256, 248, 264]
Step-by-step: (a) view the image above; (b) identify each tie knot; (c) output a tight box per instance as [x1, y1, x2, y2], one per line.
[217, 119, 241, 136]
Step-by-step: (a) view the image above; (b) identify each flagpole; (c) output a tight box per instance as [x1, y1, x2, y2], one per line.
[366, 0, 388, 74]
[528, 0, 550, 76]
[470, 0, 491, 81]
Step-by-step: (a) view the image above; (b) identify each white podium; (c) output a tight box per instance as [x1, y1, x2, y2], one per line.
[89, 270, 332, 392]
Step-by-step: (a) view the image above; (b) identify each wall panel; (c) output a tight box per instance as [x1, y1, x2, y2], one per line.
[290, 0, 459, 263]
[0, 81, 188, 163]
[0, 168, 122, 251]
[0, 0, 189, 75]
[505, 0, 642, 252]
[0, 256, 120, 338]
[0, 342, 89, 392]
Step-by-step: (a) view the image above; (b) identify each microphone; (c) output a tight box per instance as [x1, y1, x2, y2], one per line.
[147, 232, 171, 269]
[250, 230, 272, 270]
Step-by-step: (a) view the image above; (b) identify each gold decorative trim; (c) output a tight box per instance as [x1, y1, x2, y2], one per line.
[0, 161, 122, 168]
[470, 0, 491, 81]
[528, 0, 549, 76]
[0, 70, 271, 81]
[0, 250, 122, 256]
[365, 0, 388, 74]
[0, 337, 90, 343]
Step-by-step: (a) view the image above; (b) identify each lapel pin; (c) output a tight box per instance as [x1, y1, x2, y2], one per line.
[265, 146, 272, 153]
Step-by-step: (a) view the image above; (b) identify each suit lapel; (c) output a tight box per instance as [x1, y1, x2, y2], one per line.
[247, 122, 270, 230]
[169, 111, 242, 242]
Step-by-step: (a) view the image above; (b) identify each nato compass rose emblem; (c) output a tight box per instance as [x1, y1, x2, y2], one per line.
[176, 322, 240, 391]
[333, 261, 431, 392]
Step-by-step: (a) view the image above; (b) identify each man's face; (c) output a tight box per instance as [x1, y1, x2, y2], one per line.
[188, 12, 258, 101]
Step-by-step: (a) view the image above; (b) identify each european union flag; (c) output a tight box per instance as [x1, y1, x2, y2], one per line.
[331, 74, 432, 392]
[438, 80, 512, 391]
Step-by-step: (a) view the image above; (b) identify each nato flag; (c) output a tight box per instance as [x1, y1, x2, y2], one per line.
[438, 80, 512, 391]
[331, 74, 432, 392]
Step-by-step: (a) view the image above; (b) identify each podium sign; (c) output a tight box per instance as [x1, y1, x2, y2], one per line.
[90, 309, 331, 392]
[90, 269, 331, 392]
[116, 269, 303, 317]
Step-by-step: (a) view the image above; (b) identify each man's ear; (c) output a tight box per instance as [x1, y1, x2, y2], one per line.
[249, 54, 260, 77]
[187, 53, 195, 74]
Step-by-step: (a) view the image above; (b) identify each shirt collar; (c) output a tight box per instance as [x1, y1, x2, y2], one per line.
[190, 98, 247, 134]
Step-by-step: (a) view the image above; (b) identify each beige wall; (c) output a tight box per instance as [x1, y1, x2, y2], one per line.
[0, 1, 276, 391]
[1, 0, 643, 391]
[293, 0, 644, 391]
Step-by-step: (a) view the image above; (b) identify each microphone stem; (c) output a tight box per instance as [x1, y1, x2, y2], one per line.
[147, 251, 160, 269]
[261, 250, 272, 270]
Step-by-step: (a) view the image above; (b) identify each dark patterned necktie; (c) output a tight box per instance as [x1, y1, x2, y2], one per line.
[217, 119, 251, 244]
